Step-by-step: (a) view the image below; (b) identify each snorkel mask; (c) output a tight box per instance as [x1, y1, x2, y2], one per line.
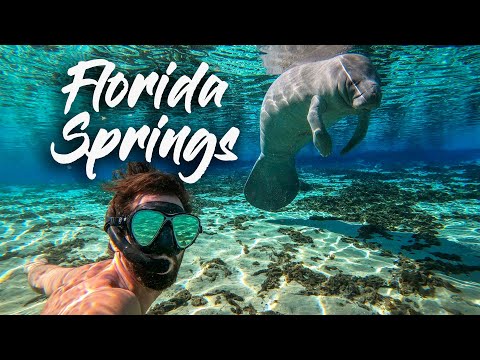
[104, 201, 202, 275]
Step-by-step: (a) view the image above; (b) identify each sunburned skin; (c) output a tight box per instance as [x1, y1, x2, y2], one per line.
[25, 194, 184, 315]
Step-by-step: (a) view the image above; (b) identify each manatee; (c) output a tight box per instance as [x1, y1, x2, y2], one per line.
[244, 53, 382, 211]
[257, 45, 353, 74]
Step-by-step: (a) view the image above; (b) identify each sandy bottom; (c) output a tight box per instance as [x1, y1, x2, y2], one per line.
[1, 162, 479, 315]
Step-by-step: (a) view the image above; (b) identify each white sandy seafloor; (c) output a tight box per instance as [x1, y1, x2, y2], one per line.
[0, 163, 479, 315]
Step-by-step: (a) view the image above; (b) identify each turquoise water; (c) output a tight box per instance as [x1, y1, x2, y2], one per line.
[0, 45, 479, 315]
[1, 45, 480, 182]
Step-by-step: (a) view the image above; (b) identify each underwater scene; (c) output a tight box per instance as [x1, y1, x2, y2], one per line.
[0, 45, 479, 315]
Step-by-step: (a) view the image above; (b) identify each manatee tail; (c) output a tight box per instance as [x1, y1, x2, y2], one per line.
[244, 154, 299, 211]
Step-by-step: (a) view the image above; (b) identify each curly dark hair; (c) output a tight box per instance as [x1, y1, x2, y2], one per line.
[103, 161, 192, 217]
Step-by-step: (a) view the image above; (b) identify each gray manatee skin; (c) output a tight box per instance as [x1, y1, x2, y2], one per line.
[244, 54, 382, 211]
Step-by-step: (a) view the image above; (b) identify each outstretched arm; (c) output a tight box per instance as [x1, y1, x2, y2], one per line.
[25, 257, 74, 296]
[307, 95, 332, 157]
[50, 288, 142, 315]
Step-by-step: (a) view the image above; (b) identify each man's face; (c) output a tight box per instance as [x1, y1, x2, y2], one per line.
[124, 194, 186, 291]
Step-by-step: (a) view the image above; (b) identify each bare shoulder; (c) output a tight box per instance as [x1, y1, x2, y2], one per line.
[59, 288, 142, 315]
[62, 259, 112, 282]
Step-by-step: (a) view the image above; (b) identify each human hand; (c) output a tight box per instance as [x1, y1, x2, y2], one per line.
[24, 254, 49, 274]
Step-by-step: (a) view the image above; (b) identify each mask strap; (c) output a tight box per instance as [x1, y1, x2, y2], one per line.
[104, 217, 127, 232]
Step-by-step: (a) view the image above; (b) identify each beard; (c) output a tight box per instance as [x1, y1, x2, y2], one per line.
[126, 255, 182, 291]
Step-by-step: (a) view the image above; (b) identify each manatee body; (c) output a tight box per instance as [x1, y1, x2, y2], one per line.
[244, 54, 382, 211]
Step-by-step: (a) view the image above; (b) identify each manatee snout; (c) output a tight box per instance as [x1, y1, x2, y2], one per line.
[353, 82, 382, 110]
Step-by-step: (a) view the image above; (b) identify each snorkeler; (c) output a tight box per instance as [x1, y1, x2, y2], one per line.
[25, 162, 202, 315]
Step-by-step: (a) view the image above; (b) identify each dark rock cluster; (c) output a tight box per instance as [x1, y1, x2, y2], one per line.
[37, 238, 86, 265]
[277, 227, 313, 244]
[203, 289, 245, 314]
[149, 289, 192, 315]
[357, 224, 393, 240]
[251, 237, 465, 314]
[416, 257, 480, 276]
[144, 286, 260, 315]
[309, 215, 343, 221]
[191, 296, 208, 306]
[190, 196, 221, 215]
[390, 257, 461, 296]
[283, 262, 328, 294]
[294, 179, 450, 252]
[218, 214, 265, 231]
[200, 258, 232, 282]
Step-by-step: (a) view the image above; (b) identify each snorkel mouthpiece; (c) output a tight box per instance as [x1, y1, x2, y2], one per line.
[152, 256, 174, 275]
[107, 225, 175, 274]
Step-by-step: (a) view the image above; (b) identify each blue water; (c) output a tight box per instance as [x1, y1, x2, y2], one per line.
[0, 45, 479, 315]
[1, 45, 479, 183]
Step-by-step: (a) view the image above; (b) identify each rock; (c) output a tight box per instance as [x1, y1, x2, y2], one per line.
[430, 252, 462, 262]
[258, 310, 283, 315]
[191, 296, 208, 306]
[357, 224, 393, 240]
[201, 258, 232, 281]
[325, 265, 338, 271]
[278, 227, 313, 244]
[148, 289, 192, 315]
[309, 215, 342, 221]
[283, 262, 327, 293]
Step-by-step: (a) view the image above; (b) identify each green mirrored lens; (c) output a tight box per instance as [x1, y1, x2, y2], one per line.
[172, 215, 200, 248]
[131, 210, 165, 246]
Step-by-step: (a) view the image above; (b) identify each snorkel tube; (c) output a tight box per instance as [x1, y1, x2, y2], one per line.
[105, 222, 174, 275]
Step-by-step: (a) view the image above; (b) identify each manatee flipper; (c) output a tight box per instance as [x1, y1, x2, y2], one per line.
[244, 154, 299, 211]
[307, 95, 331, 157]
[340, 111, 370, 155]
